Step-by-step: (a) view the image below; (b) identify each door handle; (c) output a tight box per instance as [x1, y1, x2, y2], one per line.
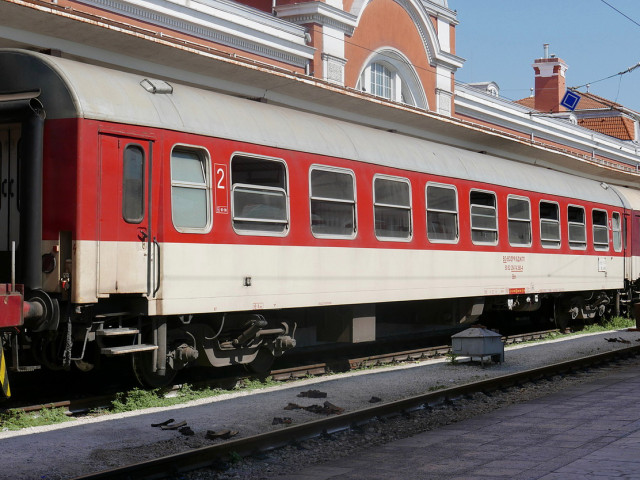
[153, 237, 161, 297]
[1, 179, 6, 197]
[8, 179, 14, 198]
[137, 228, 148, 242]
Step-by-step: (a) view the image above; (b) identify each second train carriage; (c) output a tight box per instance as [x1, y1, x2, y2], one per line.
[0, 49, 638, 390]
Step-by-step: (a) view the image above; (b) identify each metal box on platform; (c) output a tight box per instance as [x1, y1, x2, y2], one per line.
[451, 326, 504, 364]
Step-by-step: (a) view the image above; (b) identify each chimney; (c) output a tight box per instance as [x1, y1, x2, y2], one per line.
[532, 44, 568, 113]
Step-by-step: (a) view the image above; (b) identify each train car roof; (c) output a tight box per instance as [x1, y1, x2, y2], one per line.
[612, 185, 640, 211]
[0, 49, 629, 207]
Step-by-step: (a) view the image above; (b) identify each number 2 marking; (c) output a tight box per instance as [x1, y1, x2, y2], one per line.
[217, 167, 225, 190]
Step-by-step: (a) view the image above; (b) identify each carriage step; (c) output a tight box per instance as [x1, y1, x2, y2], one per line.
[101, 344, 157, 355]
[96, 328, 140, 337]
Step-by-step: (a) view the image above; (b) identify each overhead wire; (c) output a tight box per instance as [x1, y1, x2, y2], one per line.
[569, 1, 640, 101]
[599, 0, 640, 28]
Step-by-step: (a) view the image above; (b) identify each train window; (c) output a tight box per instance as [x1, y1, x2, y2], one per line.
[612, 212, 622, 252]
[170, 147, 212, 233]
[310, 166, 356, 238]
[426, 183, 458, 243]
[592, 209, 609, 251]
[231, 155, 288, 235]
[567, 205, 586, 249]
[539, 201, 561, 248]
[507, 196, 531, 247]
[374, 176, 411, 240]
[122, 145, 145, 224]
[470, 190, 498, 245]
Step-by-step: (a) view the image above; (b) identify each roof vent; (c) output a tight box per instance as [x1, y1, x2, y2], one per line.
[140, 79, 173, 94]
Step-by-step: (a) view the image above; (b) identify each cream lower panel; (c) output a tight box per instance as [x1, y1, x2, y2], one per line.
[73, 240, 99, 304]
[154, 243, 625, 316]
[73, 240, 148, 303]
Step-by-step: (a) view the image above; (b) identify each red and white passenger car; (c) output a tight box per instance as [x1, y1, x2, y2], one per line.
[1, 50, 639, 391]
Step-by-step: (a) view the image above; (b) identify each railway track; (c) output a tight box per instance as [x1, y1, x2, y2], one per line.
[5, 329, 559, 415]
[69, 341, 640, 480]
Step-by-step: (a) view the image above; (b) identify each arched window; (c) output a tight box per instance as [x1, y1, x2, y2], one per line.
[370, 62, 393, 99]
[356, 49, 428, 109]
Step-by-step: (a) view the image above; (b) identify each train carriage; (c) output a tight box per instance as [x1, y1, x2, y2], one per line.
[0, 49, 637, 392]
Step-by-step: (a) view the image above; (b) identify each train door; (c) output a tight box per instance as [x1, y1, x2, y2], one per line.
[0, 125, 20, 282]
[97, 134, 154, 296]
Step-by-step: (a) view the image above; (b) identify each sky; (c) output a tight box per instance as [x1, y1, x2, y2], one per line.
[450, 0, 640, 112]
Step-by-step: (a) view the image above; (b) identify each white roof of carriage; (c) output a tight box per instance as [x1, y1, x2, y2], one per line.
[0, 49, 629, 207]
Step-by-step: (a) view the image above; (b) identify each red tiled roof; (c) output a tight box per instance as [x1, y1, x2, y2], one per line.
[577, 116, 636, 141]
[515, 97, 535, 109]
[514, 90, 637, 141]
[571, 91, 625, 111]
[515, 90, 637, 114]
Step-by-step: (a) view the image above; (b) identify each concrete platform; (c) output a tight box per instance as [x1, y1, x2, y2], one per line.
[283, 362, 640, 480]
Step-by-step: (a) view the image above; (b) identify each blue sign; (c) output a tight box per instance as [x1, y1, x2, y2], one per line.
[561, 90, 581, 111]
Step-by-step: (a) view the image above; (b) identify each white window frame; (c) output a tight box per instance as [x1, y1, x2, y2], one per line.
[426, 182, 459, 244]
[373, 174, 412, 242]
[612, 211, 622, 252]
[507, 195, 532, 247]
[592, 209, 609, 251]
[309, 165, 357, 239]
[539, 200, 561, 249]
[230, 153, 289, 237]
[568, 205, 587, 250]
[170, 144, 212, 234]
[470, 189, 498, 246]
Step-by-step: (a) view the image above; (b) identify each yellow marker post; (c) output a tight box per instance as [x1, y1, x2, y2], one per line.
[0, 339, 10, 398]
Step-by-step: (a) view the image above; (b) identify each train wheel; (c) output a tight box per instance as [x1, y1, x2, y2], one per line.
[132, 352, 177, 388]
[244, 348, 275, 375]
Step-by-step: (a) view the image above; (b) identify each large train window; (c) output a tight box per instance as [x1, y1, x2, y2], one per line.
[231, 154, 288, 236]
[612, 212, 622, 252]
[426, 183, 458, 243]
[170, 146, 212, 233]
[567, 205, 586, 249]
[539, 201, 561, 249]
[507, 196, 531, 247]
[592, 209, 609, 251]
[122, 145, 145, 224]
[373, 175, 411, 241]
[470, 190, 498, 245]
[310, 166, 356, 238]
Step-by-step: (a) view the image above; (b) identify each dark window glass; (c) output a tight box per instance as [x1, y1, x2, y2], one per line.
[123, 145, 144, 223]
[470, 190, 497, 244]
[540, 201, 561, 248]
[232, 155, 288, 234]
[374, 177, 411, 239]
[507, 197, 531, 246]
[310, 168, 355, 237]
[592, 210, 609, 251]
[568, 206, 586, 249]
[426, 184, 458, 242]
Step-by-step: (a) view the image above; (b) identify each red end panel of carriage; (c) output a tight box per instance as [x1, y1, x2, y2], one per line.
[0, 284, 25, 328]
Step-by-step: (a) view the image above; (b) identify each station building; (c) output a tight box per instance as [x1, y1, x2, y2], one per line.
[0, 0, 638, 183]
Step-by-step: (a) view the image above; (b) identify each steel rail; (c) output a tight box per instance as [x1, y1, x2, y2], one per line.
[70, 343, 640, 480]
[8, 329, 558, 413]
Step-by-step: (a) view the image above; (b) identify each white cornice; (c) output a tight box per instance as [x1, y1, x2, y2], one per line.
[455, 84, 640, 169]
[420, 0, 458, 24]
[74, 0, 315, 67]
[274, 3, 357, 35]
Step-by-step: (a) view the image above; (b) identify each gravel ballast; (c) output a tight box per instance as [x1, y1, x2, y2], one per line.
[2, 329, 639, 479]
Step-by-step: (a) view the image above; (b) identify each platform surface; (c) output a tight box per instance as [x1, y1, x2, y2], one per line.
[281, 362, 640, 479]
